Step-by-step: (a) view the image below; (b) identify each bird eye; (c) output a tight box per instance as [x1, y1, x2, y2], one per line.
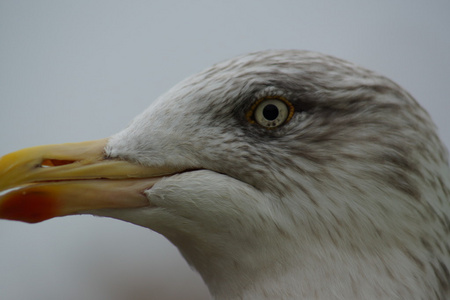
[247, 97, 294, 128]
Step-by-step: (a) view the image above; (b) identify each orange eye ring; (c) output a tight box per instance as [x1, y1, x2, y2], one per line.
[246, 96, 294, 128]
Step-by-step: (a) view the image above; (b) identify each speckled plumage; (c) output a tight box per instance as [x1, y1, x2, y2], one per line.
[98, 50, 450, 299]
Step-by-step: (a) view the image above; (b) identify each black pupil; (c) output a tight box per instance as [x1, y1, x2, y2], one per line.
[262, 104, 279, 121]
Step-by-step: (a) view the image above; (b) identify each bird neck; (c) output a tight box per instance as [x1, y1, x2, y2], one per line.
[197, 240, 433, 300]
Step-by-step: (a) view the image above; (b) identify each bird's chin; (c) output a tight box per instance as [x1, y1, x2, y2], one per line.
[81, 169, 253, 236]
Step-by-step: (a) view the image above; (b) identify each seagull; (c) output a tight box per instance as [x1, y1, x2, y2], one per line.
[0, 50, 449, 299]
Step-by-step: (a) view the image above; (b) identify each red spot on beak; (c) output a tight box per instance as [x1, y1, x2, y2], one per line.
[0, 190, 59, 223]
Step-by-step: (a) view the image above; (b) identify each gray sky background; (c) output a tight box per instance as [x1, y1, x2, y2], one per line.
[1, 1, 449, 299]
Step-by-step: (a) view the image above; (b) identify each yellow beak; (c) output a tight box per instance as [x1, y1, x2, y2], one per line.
[0, 139, 178, 223]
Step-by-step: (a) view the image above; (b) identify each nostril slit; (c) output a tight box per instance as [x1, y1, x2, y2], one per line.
[41, 159, 77, 167]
